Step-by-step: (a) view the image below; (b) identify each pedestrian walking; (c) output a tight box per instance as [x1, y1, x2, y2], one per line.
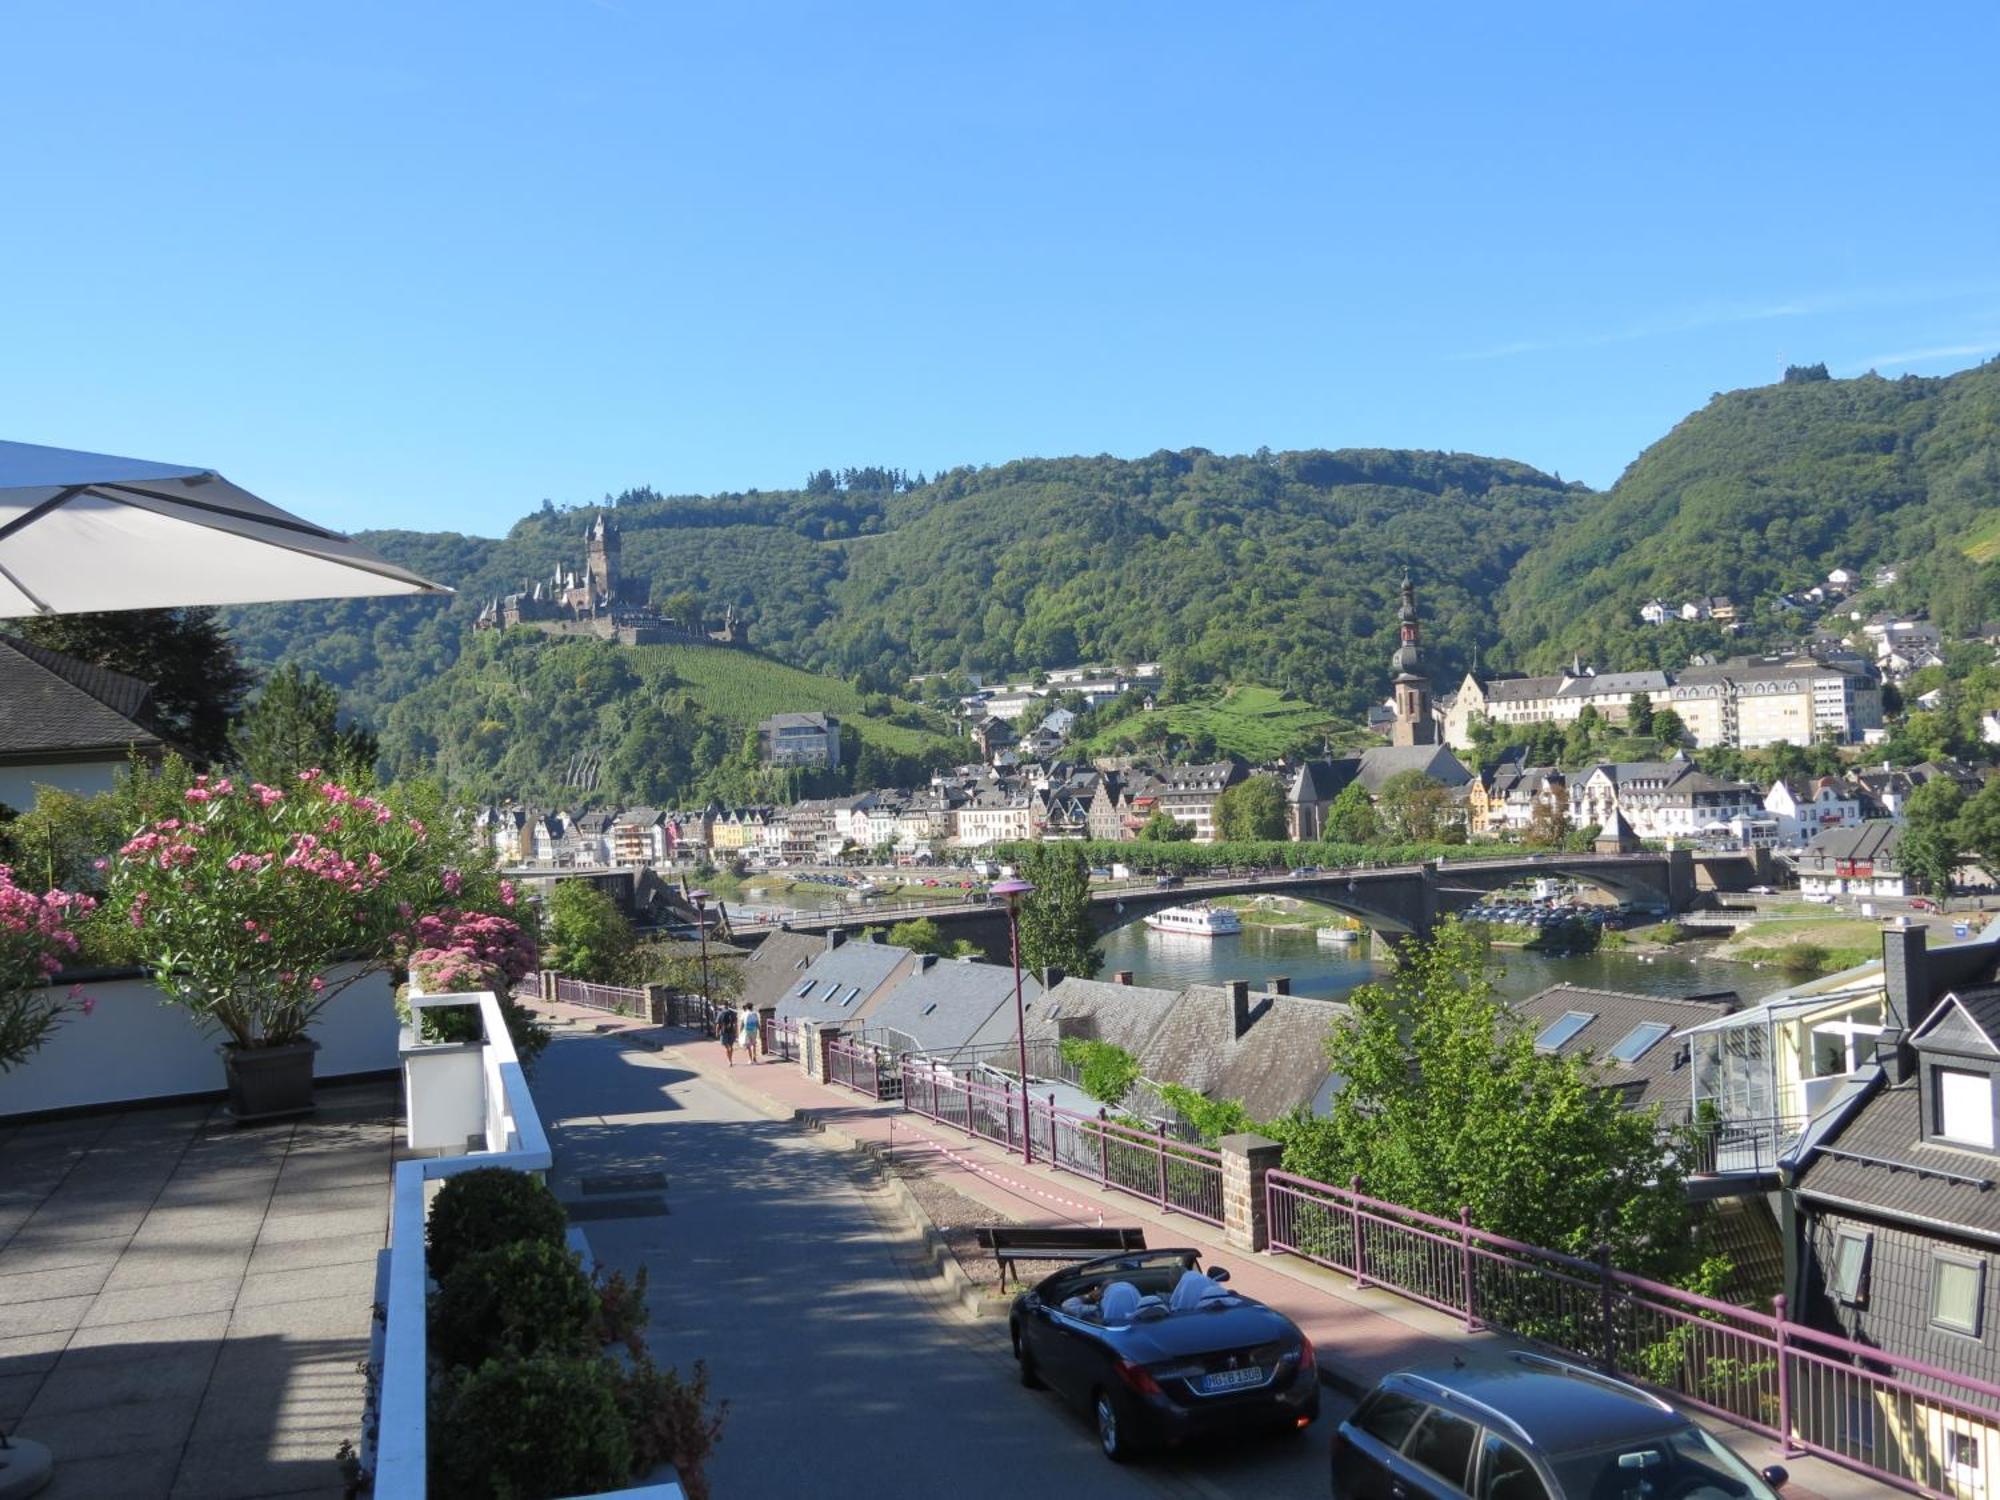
[717, 1002, 738, 1066]
[738, 1003, 761, 1065]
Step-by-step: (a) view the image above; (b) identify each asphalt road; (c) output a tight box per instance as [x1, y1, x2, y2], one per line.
[532, 1028, 1345, 1500]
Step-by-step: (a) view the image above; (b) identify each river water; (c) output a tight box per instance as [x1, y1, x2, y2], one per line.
[1096, 921, 1792, 1007]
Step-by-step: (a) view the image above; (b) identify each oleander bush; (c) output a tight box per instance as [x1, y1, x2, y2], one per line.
[425, 1168, 569, 1281]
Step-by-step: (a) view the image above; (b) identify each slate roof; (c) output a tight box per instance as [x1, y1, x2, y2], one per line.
[1506, 985, 1737, 1120]
[739, 930, 838, 1011]
[1135, 985, 1350, 1121]
[1481, 675, 1568, 704]
[1911, 987, 2000, 1057]
[0, 633, 163, 759]
[1557, 669, 1671, 699]
[862, 956, 1044, 1055]
[1798, 821, 1903, 870]
[1027, 977, 1183, 1057]
[1792, 1080, 2000, 1244]
[1288, 759, 1361, 805]
[777, 940, 916, 1025]
[1353, 744, 1472, 791]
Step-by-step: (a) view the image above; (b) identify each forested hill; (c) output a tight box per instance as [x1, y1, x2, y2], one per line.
[224, 448, 1586, 723]
[1498, 360, 2000, 672]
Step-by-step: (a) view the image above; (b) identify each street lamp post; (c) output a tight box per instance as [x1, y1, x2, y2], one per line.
[991, 877, 1036, 1165]
[689, 888, 712, 1033]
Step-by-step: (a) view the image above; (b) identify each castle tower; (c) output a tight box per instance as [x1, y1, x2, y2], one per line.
[586, 512, 619, 610]
[1389, 572, 1438, 747]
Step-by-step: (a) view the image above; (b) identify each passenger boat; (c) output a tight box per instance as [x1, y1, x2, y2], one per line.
[1144, 903, 1242, 937]
[1317, 925, 1359, 945]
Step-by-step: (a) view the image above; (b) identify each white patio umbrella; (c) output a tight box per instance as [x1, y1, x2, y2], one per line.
[0, 438, 451, 615]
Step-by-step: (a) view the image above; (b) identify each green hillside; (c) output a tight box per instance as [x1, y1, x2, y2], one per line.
[1078, 684, 1338, 761]
[375, 630, 954, 808]
[1499, 360, 2000, 672]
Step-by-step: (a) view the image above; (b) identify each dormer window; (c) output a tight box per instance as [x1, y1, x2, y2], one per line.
[1937, 1069, 1996, 1149]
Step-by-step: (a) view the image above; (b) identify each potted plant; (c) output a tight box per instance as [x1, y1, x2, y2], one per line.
[0, 862, 95, 1073]
[105, 770, 436, 1120]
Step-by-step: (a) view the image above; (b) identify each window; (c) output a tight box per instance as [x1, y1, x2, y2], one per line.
[1480, 1435, 1551, 1500]
[1938, 1069, 1996, 1148]
[797, 980, 816, 998]
[1931, 1254, 1986, 1337]
[1608, 1022, 1673, 1064]
[1831, 1229, 1871, 1305]
[1403, 1409, 1479, 1487]
[1355, 1392, 1426, 1449]
[1534, 1011, 1596, 1053]
[1949, 1431, 1982, 1473]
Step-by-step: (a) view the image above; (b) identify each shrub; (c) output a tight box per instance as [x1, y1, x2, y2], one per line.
[431, 1240, 600, 1370]
[1780, 943, 1830, 978]
[1058, 1037, 1140, 1106]
[426, 1168, 569, 1282]
[594, 1265, 651, 1355]
[615, 1355, 728, 1500]
[430, 1355, 632, 1500]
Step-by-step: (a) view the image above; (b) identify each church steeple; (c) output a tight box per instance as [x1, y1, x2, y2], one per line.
[1389, 572, 1438, 747]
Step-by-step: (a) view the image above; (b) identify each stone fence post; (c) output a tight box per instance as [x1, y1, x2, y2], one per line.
[1218, 1132, 1284, 1254]
[814, 1024, 843, 1083]
[644, 984, 670, 1025]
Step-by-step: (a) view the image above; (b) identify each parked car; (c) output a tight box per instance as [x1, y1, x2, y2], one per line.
[1330, 1352, 1787, 1499]
[1746, 885, 1776, 895]
[1909, 897, 1939, 913]
[1156, 873, 1184, 889]
[1009, 1249, 1318, 1461]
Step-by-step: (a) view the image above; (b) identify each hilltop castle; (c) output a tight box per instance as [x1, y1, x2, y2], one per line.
[474, 512, 749, 649]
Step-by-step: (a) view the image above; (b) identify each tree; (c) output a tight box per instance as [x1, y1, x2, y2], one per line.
[18, 608, 254, 765]
[1324, 780, 1380, 844]
[542, 881, 636, 983]
[1215, 775, 1286, 841]
[887, 917, 950, 956]
[232, 663, 379, 786]
[1138, 809, 1194, 842]
[1958, 777, 2000, 880]
[1650, 707, 1687, 747]
[1012, 843, 1102, 980]
[1274, 922, 1702, 1278]
[1627, 692, 1655, 736]
[1058, 1038, 1139, 1107]
[657, 589, 703, 629]
[1900, 778, 1967, 905]
[1523, 796, 1569, 849]
[1375, 771, 1453, 842]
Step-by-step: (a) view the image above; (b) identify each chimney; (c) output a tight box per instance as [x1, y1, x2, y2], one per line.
[826, 928, 847, 952]
[1114, 971, 1134, 986]
[1041, 966, 1065, 991]
[918, 953, 938, 972]
[1228, 979, 1252, 1039]
[1267, 976, 1291, 996]
[1874, 1028, 1917, 1085]
[1882, 924, 1928, 1028]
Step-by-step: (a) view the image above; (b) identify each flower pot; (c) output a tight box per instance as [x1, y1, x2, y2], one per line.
[221, 1039, 320, 1122]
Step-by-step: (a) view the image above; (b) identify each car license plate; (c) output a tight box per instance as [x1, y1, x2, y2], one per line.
[1200, 1366, 1264, 1392]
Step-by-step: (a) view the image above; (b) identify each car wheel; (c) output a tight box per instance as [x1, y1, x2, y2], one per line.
[1012, 1325, 1044, 1390]
[1094, 1389, 1130, 1463]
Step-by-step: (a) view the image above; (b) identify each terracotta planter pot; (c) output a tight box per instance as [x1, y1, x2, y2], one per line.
[221, 1039, 320, 1122]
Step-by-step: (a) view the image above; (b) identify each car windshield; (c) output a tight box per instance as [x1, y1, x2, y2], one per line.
[1550, 1423, 1780, 1500]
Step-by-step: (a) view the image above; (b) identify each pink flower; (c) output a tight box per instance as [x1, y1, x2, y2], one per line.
[184, 787, 211, 803]
[441, 870, 462, 896]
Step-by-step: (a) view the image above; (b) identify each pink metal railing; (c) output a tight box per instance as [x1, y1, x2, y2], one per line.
[825, 1037, 902, 1101]
[1265, 1170, 2000, 1497]
[897, 1060, 1223, 1226]
[765, 1016, 798, 1061]
[552, 975, 648, 1018]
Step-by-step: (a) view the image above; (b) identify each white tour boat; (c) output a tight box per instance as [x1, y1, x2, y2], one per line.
[1144, 903, 1243, 937]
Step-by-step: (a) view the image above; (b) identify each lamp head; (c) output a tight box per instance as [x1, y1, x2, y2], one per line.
[990, 877, 1034, 912]
[688, 888, 710, 909]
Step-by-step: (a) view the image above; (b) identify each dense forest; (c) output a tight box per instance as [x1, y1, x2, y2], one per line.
[216, 358, 2000, 803]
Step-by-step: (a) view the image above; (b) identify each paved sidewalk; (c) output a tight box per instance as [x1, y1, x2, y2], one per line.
[533, 998, 1881, 1500]
[0, 1082, 395, 1500]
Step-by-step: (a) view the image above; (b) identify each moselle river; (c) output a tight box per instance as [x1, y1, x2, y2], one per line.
[1096, 920, 1793, 1007]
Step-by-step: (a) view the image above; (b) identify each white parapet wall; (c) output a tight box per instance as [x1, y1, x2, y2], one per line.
[2, 963, 402, 1120]
[375, 988, 685, 1500]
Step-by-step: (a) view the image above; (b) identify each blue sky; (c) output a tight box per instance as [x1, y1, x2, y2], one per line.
[4, 2, 1997, 536]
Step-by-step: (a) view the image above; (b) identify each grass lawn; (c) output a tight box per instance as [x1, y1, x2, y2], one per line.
[1213, 894, 1357, 931]
[638, 643, 953, 756]
[1079, 683, 1336, 761]
[1717, 918, 1883, 958]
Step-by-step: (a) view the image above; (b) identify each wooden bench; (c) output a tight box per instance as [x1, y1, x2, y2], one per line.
[974, 1225, 1147, 1289]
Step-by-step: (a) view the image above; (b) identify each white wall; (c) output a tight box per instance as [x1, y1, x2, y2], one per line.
[2, 963, 402, 1119]
[0, 757, 124, 813]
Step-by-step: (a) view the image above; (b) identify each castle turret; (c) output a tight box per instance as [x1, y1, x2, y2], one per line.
[587, 511, 620, 609]
[1389, 572, 1437, 747]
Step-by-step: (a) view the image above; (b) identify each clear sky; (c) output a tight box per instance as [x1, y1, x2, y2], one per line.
[4, 2, 1997, 536]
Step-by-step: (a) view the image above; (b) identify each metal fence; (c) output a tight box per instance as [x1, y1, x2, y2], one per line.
[765, 1016, 798, 1061]
[898, 1060, 1224, 1226]
[551, 975, 650, 1018]
[1265, 1171, 2000, 1497]
[826, 1037, 904, 1101]
[1679, 1114, 1808, 1177]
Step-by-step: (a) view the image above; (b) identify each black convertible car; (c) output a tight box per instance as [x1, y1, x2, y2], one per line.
[1009, 1248, 1320, 1461]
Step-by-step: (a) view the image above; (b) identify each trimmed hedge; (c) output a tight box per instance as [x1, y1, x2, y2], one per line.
[426, 1167, 569, 1282]
[431, 1240, 600, 1370]
[430, 1355, 631, 1500]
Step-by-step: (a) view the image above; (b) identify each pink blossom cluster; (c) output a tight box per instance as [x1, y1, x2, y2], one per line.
[402, 907, 538, 989]
[0, 864, 97, 983]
